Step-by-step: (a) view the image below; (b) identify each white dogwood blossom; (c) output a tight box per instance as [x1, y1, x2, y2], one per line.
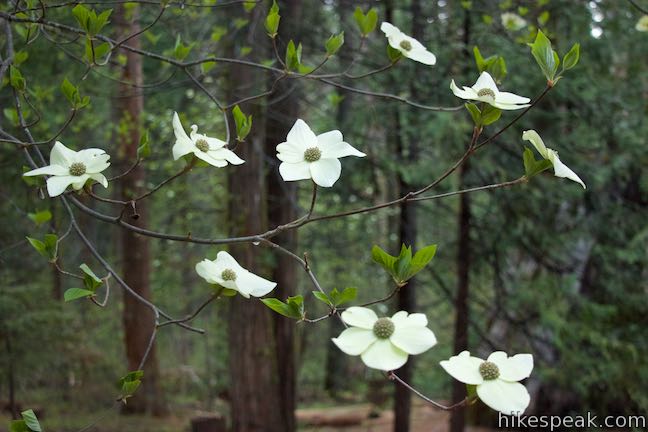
[380, 22, 437, 65]
[636, 16, 648, 32]
[522, 130, 586, 188]
[195, 251, 276, 298]
[172, 112, 244, 168]
[440, 351, 533, 415]
[332, 307, 437, 371]
[23, 141, 110, 197]
[276, 119, 365, 187]
[501, 12, 527, 31]
[450, 71, 531, 110]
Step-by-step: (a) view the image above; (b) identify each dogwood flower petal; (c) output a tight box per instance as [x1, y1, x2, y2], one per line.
[522, 130, 586, 188]
[276, 119, 364, 186]
[46, 176, 78, 197]
[501, 12, 527, 31]
[451, 72, 530, 110]
[89, 173, 108, 188]
[340, 307, 378, 329]
[635, 15, 648, 32]
[194, 151, 228, 167]
[276, 143, 304, 163]
[287, 119, 317, 149]
[23, 165, 68, 177]
[310, 158, 342, 187]
[209, 149, 245, 165]
[476, 380, 530, 416]
[487, 352, 534, 382]
[279, 161, 311, 181]
[195, 251, 275, 298]
[440, 351, 485, 385]
[49, 141, 77, 166]
[380, 22, 436, 65]
[172, 112, 244, 167]
[390, 324, 437, 355]
[237, 270, 277, 298]
[318, 132, 366, 159]
[332, 327, 377, 356]
[23, 141, 110, 197]
[360, 339, 409, 371]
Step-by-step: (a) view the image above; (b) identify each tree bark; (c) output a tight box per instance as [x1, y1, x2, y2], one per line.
[390, 0, 422, 430]
[264, 3, 303, 429]
[449, 8, 472, 432]
[115, 4, 166, 416]
[226, 7, 285, 431]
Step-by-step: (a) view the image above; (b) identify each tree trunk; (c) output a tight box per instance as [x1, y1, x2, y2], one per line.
[264, 3, 303, 430]
[449, 8, 472, 432]
[226, 7, 285, 431]
[390, 0, 421, 430]
[115, 4, 166, 416]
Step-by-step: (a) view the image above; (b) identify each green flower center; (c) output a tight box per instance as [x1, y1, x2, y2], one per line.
[399, 40, 412, 51]
[221, 269, 237, 281]
[477, 88, 496, 99]
[304, 147, 322, 162]
[69, 162, 87, 176]
[373, 318, 395, 339]
[479, 361, 500, 380]
[195, 139, 210, 152]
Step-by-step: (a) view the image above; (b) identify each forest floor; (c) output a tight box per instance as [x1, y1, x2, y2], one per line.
[1, 399, 495, 431]
[298, 399, 493, 432]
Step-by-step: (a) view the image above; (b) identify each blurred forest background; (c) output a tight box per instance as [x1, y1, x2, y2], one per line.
[0, 0, 647, 431]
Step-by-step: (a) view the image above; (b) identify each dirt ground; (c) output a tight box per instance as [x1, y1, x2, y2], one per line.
[298, 400, 493, 432]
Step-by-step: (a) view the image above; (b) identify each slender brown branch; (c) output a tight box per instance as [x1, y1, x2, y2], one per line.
[388, 371, 474, 411]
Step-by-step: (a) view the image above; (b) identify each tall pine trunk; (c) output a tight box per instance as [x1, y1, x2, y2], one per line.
[115, 4, 166, 416]
[390, 0, 422, 429]
[449, 9, 472, 432]
[226, 6, 285, 431]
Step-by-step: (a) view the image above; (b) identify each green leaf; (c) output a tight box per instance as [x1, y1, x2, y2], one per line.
[21, 410, 41, 432]
[14, 50, 28, 65]
[27, 210, 52, 226]
[312, 291, 332, 306]
[137, 130, 150, 159]
[80, 263, 102, 291]
[9, 420, 29, 432]
[26, 237, 46, 257]
[64, 288, 94, 302]
[352, 7, 378, 36]
[387, 45, 403, 62]
[284, 40, 302, 71]
[85, 39, 111, 64]
[9, 66, 26, 91]
[91, 9, 112, 35]
[325, 32, 344, 56]
[409, 244, 437, 275]
[464, 103, 481, 125]
[242, 1, 256, 12]
[173, 35, 193, 60]
[394, 244, 412, 281]
[330, 287, 357, 306]
[529, 30, 558, 81]
[265, 1, 280, 37]
[371, 245, 398, 276]
[27, 234, 57, 261]
[480, 105, 502, 126]
[61, 78, 77, 104]
[72, 4, 91, 33]
[261, 296, 304, 320]
[201, 61, 216, 74]
[232, 105, 252, 141]
[562, 43, 580, 71]
[523, 147, 553, 178]
[119, 370, 144, 399]
[221, 288, 238, 296]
